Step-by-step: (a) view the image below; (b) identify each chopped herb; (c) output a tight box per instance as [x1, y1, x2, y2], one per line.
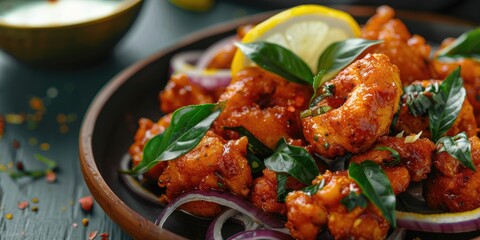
[437, 132, 474, 171]
[340, 191, 367, 212]
[324, 142, 330, 150]
[300, 105, 332, 118]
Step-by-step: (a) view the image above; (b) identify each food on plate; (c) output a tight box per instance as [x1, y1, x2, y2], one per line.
[125, 4, 480, 240]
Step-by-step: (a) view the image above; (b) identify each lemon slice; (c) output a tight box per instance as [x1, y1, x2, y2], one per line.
[231, 5, 361, 75]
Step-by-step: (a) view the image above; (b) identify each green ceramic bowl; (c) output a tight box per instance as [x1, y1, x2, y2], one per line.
[0, 0, 143, 67]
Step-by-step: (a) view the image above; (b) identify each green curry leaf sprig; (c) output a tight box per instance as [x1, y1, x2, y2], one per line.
[124, 102, 224, 175]
[436, 132, 475, 171]
[437, 28, 480, 61]
[349, 160, 396, 227]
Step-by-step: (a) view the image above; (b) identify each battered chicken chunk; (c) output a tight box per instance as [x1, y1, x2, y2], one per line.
[286, 171, 397, 240]
[393, 80, 478, 138]
[424, 136, 480, 212]
[158, 131, 252, 217]
[302, 54, 402, 158]
[213, 67, 312, 149]
[362, 5, 433, 85]
[128, 115, 171, 180]
[159, 73, 215, 113]
[432, 38, 480, 127]
[351, 136, 436, 182]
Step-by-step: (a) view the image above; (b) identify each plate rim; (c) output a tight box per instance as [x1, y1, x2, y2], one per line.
[79, 6, 475, 239]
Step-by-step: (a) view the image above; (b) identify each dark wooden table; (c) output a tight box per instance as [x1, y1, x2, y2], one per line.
[0, 1, 260, 239]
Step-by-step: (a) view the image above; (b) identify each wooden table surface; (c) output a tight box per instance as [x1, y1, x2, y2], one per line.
[0, 1, 260, 239]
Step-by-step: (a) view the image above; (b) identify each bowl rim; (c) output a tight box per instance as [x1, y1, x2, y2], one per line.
[79, 6, 475, 239]
[0, 0, 143, 29]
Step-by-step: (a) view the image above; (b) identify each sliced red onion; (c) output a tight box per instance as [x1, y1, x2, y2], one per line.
[206, 209, 240, 240]
[196, 35, 238, 70]
[155, 190, 285, 229]
[227, 230, 294, 240]
[170, 51, 231, 91]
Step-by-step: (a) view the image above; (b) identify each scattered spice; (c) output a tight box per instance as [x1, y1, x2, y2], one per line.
[5, 213, 13, 220]
[39, 143, 50, 151]
[82, 218, 89, 226]
[59, 124, 69, 133]
[28, 137, 38, 146]
[31, 206, 39, 212]
[5, 113, 24, 125]
[12, 139, 20, 149]
[0, 114, 4, 137]
[16, 162, 24, 171]
[100, 232, 110, 240]
[46, 170, 56, 183]
[72, 223, 78, 228]
[88, 230, 98, 240]
[17, 201, 29, 210]
[32, 197, 39, 203]
[0, 164, 6, 172]
[78, 196, 94, 212]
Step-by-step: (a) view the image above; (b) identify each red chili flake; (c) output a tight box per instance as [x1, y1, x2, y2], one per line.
[100, 232, 109, 240]
[46, 170, 56, 183]
[12, 139, 20, 149]
[17, 201, 29, 210]
[16, 162, 24, 171]
[82, 218, 89, 226]
[88, 230, 98, 240]
[78, 196, 94, 212]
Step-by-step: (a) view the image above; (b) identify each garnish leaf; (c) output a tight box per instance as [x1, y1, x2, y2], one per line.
[246, 150, 266, 174]
[374, 146, 401, 166]
[340, 191, 367, 212]
[128, 103, 224, 174]
[265, 138, 319, 185]
[276, 173, 288, 202]
[437, 28, 480, 61]
[403, 83, 439, 117]
[349, 160, 396, 227]
[437, 132, 474, 171]
[235, 42, 314, 84]
[428, 67, 465, 142]
[310, 70, 326, 104]
[302, 179, 325, 196]
[315, 39, 382, 88]
[224, 126, 273, 157]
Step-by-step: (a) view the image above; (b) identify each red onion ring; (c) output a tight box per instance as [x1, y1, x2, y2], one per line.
[196, 35, 238, 70]
[227, 230, 294, 240]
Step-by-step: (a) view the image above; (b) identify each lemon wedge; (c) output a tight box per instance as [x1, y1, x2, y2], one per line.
[231, 5, 361, 75]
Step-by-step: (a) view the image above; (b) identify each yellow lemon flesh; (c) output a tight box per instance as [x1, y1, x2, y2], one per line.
[231, 5, 361, 75]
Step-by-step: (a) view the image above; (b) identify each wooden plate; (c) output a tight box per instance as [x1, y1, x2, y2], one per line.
[79, 6, 474, 239]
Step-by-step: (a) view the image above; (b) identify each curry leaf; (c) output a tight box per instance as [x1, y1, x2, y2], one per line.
[246, 150, 266, 174]
[403, 83, 438, 117]
[437, 28, 480, 61]
[276, 173, 288, 202]
[437, 132, 474, 171]
[128, 103, 224, 174]
[340, 191, 367, 212]
[429, 67, 465, 142]
[315, 39, 382, 88]
[265, 138, 319, 185]
[224, 126, 273, 157]
[310, 70, 326, 105]
[374, 146, 401, 166]
[235, 42, 314, 84]
[302, 179, 325, 196]
[349, 161, 396, 227]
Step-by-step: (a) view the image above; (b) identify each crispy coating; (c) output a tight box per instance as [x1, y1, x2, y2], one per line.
[159, 73, 215, 113]
[432, 38, 480, 127]
[207, 25, 253, 69]
[424, 136, 480, 212]
[302, 53, 402, 158]
[213, 67, 312, 149]
[285, 171, 390, 240]
[250, 169, 305, 215]
[362, 6, 432, 85]
[394, 80, 478, 138]
[158, 131, 252, 217]
[351, 136, 435, 182]
[128, 115, 171, 180]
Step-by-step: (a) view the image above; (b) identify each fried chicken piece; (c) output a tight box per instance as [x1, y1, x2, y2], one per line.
[158, 131, 252, 217]
[159, 73, 215, 113]
[128, 115, 171, 180]
[351, 136, 435, 182]
[393, 80, 478, 138]
[432, 38, 480, 127]
[424, 136, 480, 212]
[362, 6, 432, 85]
[302, 54, 402, 158]
[213, 67, 312, 149]
[286, 171, 394, 240]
